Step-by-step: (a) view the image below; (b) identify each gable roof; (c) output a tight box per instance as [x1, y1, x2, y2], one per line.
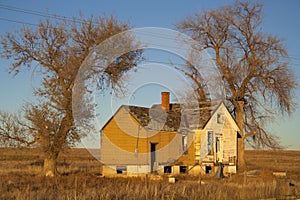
[101, 100, 222, 133]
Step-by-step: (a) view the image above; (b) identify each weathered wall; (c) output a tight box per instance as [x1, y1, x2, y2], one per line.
[100, 103, 239, 176]
[101, 106, 184, 166]
[194, 103, 239, 166]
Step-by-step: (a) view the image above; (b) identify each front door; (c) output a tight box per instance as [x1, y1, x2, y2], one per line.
[215, 136, 223, 162]
[150, 143, 157, 172]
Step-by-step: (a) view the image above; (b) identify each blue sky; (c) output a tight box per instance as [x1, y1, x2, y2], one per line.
[0, 0, 300, 149]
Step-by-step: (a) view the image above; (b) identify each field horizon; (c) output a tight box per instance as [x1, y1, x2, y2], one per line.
[0, 148, 299, 199]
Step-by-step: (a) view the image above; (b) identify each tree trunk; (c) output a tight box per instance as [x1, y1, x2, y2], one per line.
[44, 157, 57, 177]
[237, 137, 245, 170]
[236, 101, 245, 171]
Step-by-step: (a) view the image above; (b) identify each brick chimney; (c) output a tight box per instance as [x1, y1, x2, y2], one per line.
[161, 92, 170, 111]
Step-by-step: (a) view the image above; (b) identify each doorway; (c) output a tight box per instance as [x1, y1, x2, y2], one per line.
[215, 136, 223, 162]
[150, 143, 157, 172]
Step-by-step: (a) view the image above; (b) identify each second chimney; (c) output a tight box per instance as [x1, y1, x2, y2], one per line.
[161, 92, 170, 111]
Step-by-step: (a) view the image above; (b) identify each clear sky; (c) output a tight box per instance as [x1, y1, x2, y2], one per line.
[0, 0, 299, 149]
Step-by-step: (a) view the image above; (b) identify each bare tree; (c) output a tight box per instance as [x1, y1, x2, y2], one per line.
[176, 1, 297, 170]
[0, 111, 35, 147]
[1, 16, 142, 176]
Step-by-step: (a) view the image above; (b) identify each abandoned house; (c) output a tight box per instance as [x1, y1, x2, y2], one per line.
[100, 92, 241, 176]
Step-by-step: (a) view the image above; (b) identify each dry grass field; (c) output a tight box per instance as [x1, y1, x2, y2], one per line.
[0, 148, 299, 200]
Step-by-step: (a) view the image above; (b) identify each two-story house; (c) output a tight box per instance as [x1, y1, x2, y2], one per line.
[100, 92, 241, 176]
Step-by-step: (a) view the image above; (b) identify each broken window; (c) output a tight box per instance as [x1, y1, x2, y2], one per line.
[180, 166, 187, 173]
[207, 131, 213, 155]
[182, 134, 188, 154]
[217, 113, 225, 124]
[164, 166, 172, 174]
[116, 166, 127, 174]
[205, 166, 212, 174]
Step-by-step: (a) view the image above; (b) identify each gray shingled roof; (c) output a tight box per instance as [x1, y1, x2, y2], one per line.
[124, 101, 220, 132]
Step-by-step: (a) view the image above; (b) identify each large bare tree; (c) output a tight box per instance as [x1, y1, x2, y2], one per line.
[177, 1, 297, 170]
[1, 16, 142, 176]
[0, 111, 35, 147]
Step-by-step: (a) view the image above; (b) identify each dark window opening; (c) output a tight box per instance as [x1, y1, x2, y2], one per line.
[182, 135, 188, 155]
[217, 113, 221, 123]
[217, 113, 224, 124]
[205, 166, 212, 174]
[207, 131, 213, 155]
[180, 166, 187, 173]
[150, 143, 157, 172]
[116, 166, 126, 174]
[164, 166, 172, 174]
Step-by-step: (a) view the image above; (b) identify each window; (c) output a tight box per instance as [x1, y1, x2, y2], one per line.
[182, 134, 188, 154]
[205, 166, 212, 174]
[207, 131, 213, 155]
[217, 113, 225, 124]
[180, 166, 187, 173]
[116, 166, 127, 174]
[164, 166, 172, 174]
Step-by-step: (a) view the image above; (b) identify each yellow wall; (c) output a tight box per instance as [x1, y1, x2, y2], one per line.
[101, 106, 188, 165]
[100, 103, 239, 175]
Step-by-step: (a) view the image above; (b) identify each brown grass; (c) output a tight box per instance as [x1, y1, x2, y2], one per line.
[0, 148, 299, 200]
